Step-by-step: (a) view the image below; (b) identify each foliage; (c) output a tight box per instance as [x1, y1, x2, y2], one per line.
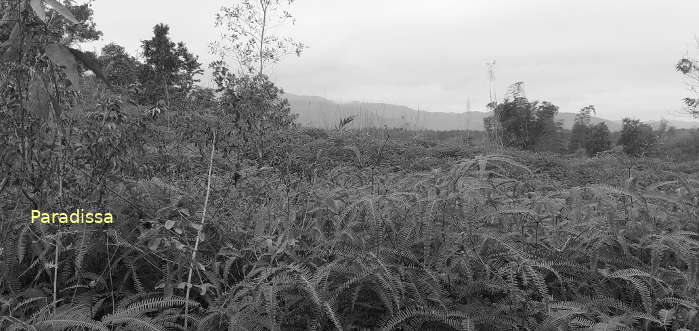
[5, 84, 699, 330]
[676, 40, 698, 117]
[140, 23, 203, 104]
[618, 118, 658, 157]
[97, 43, 140, 88]
[484, 82, 562, 150]
[213, 0, 306, 75]
[585, 122, 612, 156]
[187, 86, 217, 109]
[1, 3, 699, 331]
[35, 0, 102, 44]
[656, 128, 699, 161]
[568, 106, 612, 156]
[212, 61, 297, 160]
[569, 105, 595, 152]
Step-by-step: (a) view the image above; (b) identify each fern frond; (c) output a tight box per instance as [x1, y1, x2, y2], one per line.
[380, 307, 469, 331]
[33, 318, 107, 331]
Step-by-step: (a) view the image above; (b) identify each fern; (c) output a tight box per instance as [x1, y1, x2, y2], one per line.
[380, 307, 471, 331]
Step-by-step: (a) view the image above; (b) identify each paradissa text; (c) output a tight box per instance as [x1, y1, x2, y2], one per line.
[31, 210, 114, 224]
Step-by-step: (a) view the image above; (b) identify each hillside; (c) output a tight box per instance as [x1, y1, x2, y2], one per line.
[286, 93, 699, 131]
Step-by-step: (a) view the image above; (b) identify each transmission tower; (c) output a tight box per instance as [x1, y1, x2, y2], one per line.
[486, 60, 503, 148]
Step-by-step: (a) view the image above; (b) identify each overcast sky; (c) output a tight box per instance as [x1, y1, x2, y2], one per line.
[86, 0, 698, 120]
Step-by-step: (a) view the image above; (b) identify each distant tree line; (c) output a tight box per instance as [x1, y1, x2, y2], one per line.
[482, 82, 696, 158]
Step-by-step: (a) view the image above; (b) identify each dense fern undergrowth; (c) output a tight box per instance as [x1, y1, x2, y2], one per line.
[1, 0, 698, 329]
[1, 96, 698, 331]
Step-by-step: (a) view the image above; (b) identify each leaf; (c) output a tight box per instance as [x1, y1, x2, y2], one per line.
[1, 23, 21, 61]
[27, 75, 52, 121]
[45, 43, 80, 89]
[172, 239, 185, 250]
[0, 9, 16, 27]
[1, 22, 20, 49]
[254, 208, 268, 236]
[0, 29, 20, 62]
[16, 227, 29, 263]
[68, 47, 112, 88]
[8, 21, 21, 43]
[164, 220, 176, 230]
[148, 238, 162, 251]
[343, 145, 362, 167]
[44, 0, 79, 24]
[50, 96, 63, 119]
[658, 309, 674, 325]
[29, 0, 46, 22]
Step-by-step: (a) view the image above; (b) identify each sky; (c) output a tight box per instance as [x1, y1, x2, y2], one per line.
[84, 0, 698, 120]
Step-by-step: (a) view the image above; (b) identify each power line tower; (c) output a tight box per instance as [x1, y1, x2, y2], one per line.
[486, 60, 503, 149]
[487, 61, 497, 103]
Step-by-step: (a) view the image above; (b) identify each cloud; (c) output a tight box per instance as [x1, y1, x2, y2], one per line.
[87, 0, 699, 120]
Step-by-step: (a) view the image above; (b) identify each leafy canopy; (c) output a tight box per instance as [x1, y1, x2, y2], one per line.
[484, 82, 562, 150]
[618, 118, 657, 157]
[140, 23, 203, 104]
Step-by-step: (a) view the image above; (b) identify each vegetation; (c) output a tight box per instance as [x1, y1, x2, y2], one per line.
[0, 1, 698, 331]
[618, 119, 658, 158]
[585, 123, 612, 156]
[568, 106, 612, 156]
[213, 0, 306, 75]
[676, 40, 698, 117]
[97, 43, 140, 88]
[139, 23, 202, 105]
[484, 82, 563, 151]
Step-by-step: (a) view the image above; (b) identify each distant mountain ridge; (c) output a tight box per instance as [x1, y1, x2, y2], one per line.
[285, 93, 699, 132]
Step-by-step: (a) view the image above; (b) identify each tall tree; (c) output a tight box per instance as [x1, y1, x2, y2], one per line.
[213, 0, 306, 75]
[618, 118, 657, 157]
[97, 43, 140, 87]
[140, 24, 202, 104]
[569, 105, 595, 152]
[584, 122, 612, 156]
[175, 41, 202, 95]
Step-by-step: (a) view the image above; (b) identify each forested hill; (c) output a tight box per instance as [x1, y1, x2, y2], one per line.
[285, 93, 699, 131]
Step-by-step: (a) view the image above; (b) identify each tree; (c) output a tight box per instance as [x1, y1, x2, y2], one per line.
[140, 23, 202, 104]
[210, 1, 306, 161]
[175, 41, 202, 95]
[617, 118, 657, 157]
[567, 105, 612, 156]
[41, 0, 102, 44]
[484, 82, 561, 150]
[212, 61, 297, 159]
[569, 105, 595, 152]
[675, 40, 698, 117]
[584, 122, 611, 156]
[213, 0, 306, 75]
[97, 43, 140, 87]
